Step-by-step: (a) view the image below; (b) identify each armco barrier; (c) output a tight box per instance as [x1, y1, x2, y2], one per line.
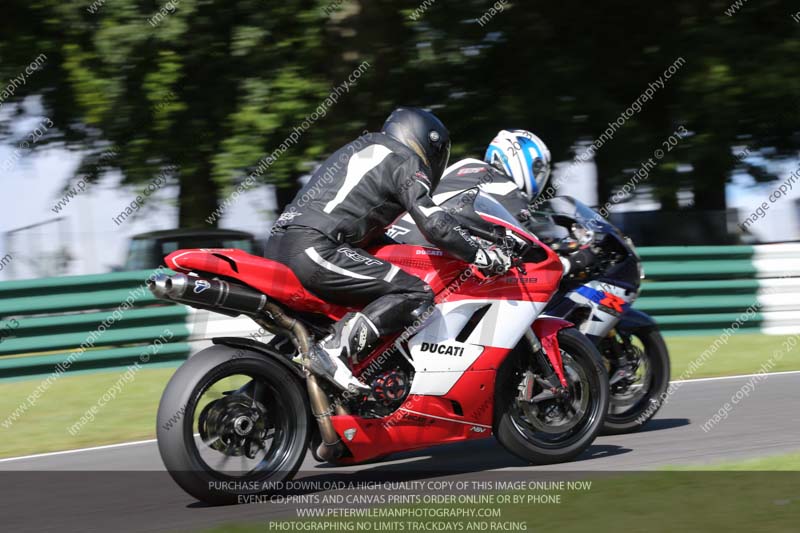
[636, 243, 800, 335]
[0, 244, 798, 379]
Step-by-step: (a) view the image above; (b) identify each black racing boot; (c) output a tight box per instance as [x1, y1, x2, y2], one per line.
[303, 313, 380, 393]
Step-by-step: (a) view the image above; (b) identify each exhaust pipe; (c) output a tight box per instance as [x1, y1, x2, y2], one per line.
[148, 273, 268, 317]
[306, 374, 346, 462]
[256, 307, 346, 461]
[255, 313, 346, 462]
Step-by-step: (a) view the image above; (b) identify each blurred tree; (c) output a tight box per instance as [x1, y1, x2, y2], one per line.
[2, 0, 799, 224]
[411, 0, 800, 211]
[0, 0, 343, 227]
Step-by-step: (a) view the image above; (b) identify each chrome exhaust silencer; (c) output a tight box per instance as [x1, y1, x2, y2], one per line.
[147, 273, 170, 299]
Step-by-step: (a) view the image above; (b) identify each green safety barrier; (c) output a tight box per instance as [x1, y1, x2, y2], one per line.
[0, 269, 189, 380]
[637, 245, 755, 260]
[636, 245, 776, 334]
[0, 245, 792, 379]
[638, 245, 759, 281]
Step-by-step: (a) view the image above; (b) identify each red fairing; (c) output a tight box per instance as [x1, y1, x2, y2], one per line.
[532, 317, 573, 387]
[454, 260, 562, 304]
[370, 243, 563, 305]
[163, 248, 349, 318]
[340, 348, 509, 463]
[368, 244, 469, 294]
[331, 383, 496, 464]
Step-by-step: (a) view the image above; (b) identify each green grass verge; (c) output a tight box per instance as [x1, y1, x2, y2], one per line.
[0, 332, 798, 459]
[666, 332, 800, 379]
[0, 366, 174, 458]
[668, 451, 800, 471]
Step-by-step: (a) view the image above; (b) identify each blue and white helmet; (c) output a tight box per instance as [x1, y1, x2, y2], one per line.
[484, 129, 551, 199]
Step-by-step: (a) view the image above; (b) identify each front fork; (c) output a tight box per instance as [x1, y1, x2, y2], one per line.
[519, 328, 571, 408]
[524, 330, 565, 387]
[603, 329, 636, 386]
[524, 325, 569, 389]
[530, 317, 574, 388]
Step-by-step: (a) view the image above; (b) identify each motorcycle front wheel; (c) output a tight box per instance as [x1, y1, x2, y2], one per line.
[601, 328, 670, 434]
[157, 344, 310, 505]
[494, 327, 609, 464]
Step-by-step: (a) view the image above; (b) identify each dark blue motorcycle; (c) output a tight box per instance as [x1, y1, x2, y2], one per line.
[534, 196, 670, 434]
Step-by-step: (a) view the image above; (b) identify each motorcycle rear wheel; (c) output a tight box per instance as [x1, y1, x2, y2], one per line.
[157, 344, 310, 505]
[494, 327, 609, 464]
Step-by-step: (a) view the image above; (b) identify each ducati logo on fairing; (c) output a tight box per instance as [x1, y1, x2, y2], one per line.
[344, 428, 357, 441]
[420, 342, 465, 356]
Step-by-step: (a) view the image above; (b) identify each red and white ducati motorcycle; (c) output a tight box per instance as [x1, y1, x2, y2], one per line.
[151, 191, 608, 504]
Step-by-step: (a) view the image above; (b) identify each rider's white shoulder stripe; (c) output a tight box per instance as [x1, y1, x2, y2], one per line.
[324, 145, 393, 214]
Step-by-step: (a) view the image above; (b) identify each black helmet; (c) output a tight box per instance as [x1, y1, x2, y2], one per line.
[382, 107, 451, 184]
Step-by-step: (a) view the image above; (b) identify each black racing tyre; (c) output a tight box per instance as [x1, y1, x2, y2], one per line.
[157, 344, 310, 505]
[602, 328, 670, 435]
[494, 327, 609, 464]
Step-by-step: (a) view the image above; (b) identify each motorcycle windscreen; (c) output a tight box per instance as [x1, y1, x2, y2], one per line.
[539, 195, 642, 288]
[537, 196, 636, 255]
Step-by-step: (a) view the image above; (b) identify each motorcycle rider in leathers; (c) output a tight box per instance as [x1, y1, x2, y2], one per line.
[435, 129, 597, 274]
[265, 108, 512, 393]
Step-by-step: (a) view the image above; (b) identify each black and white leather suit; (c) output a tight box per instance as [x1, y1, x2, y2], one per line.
[265, 133, 490, 336]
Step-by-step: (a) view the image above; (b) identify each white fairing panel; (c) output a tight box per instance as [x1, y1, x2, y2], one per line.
[408, 299, 544, 395]
[568, 280, 635, 338]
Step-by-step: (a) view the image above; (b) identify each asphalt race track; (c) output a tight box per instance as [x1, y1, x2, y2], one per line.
[2, 371, 799, 532]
